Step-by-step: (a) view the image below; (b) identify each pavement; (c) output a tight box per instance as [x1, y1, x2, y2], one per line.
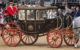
[0, 30, 80, 50]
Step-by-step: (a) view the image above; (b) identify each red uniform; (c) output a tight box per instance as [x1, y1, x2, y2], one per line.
[13, 6, 18, 15]
[6, 6, 14, 16]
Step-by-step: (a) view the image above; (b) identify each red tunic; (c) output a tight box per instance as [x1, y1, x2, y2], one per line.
[6, 6, 14, 16]
[13, 6, 18, 15]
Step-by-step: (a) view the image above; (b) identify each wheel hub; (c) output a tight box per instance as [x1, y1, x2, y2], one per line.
[52, 36, 58, 41]
[52, 38, 55, 41]
[68, 36, 73, 39]
[9, 30, 15, 36]
[9, 32, 14, 36]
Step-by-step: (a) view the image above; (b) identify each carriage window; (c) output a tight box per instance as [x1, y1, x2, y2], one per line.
[27, 10, 35, 20]
[18, 10, 25, 20]
[27, 10, 46, 20]
[36, 10, 47, 20]
[47, 9, 57, 19]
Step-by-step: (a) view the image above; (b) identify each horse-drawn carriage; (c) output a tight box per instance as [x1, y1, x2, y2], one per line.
[1, 6, 74, 48]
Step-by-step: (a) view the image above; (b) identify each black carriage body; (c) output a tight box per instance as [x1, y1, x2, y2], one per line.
[18, 6, 61, 34]
[18, 19, 58, 34]
[18, 20, 45, 33]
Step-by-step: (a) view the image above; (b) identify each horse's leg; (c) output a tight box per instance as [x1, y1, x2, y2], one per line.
[74, 28, 79, 48]
[72, 20, 79, 48]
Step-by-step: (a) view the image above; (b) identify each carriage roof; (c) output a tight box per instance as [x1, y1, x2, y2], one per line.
[18, 6, 58, 10]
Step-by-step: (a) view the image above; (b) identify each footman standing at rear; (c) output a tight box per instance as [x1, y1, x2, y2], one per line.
[6, 2, 15, 22]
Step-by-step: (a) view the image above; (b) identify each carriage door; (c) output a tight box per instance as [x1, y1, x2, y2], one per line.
[36, 10, 45, 33]
[26, 10, 36, 33]
[26, 10, 45, 33]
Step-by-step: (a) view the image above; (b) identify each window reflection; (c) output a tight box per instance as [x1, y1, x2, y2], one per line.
[27, 10, 35, 20]
[18, 9, 57, 20]
[18, 10, 25, 20]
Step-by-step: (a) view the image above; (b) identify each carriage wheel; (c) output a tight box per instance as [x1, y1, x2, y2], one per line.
[47, 30, 62, 48]
[64, 29, 79, 46]
[21, 32, 38, 45]
[2, 23, 21, 47]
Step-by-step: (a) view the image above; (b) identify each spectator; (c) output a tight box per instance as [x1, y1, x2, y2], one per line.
[33, 1, 40, 7]
[57, 8, 63, 18]
[62, 7, 70, 28]
[70, 6, 75, 18]
[0, 8, 5, 28]
[71, 6, 75, 12]
[58, 8, 62, 14]
[23, 2, 27, 7]
[18, 3, 22, 7]
[73, 7, 80, 19]
[62, 7, 69, 16]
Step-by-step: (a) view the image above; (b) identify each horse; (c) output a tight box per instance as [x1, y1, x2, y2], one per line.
[72, 16, 80, 47]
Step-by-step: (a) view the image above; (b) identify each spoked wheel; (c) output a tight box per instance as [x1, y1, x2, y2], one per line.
[2, 23, 21, 47]
[47, 30, 62, 48]
[64, 29, 79, 46]
[21, 32, 38, 45]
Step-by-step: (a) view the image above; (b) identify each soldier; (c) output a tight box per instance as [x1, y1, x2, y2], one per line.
[73, 7, 80, 19]
[13, 3, 18, 20]
[13, 3, 18, 15]
[6, 2, 15, 22]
